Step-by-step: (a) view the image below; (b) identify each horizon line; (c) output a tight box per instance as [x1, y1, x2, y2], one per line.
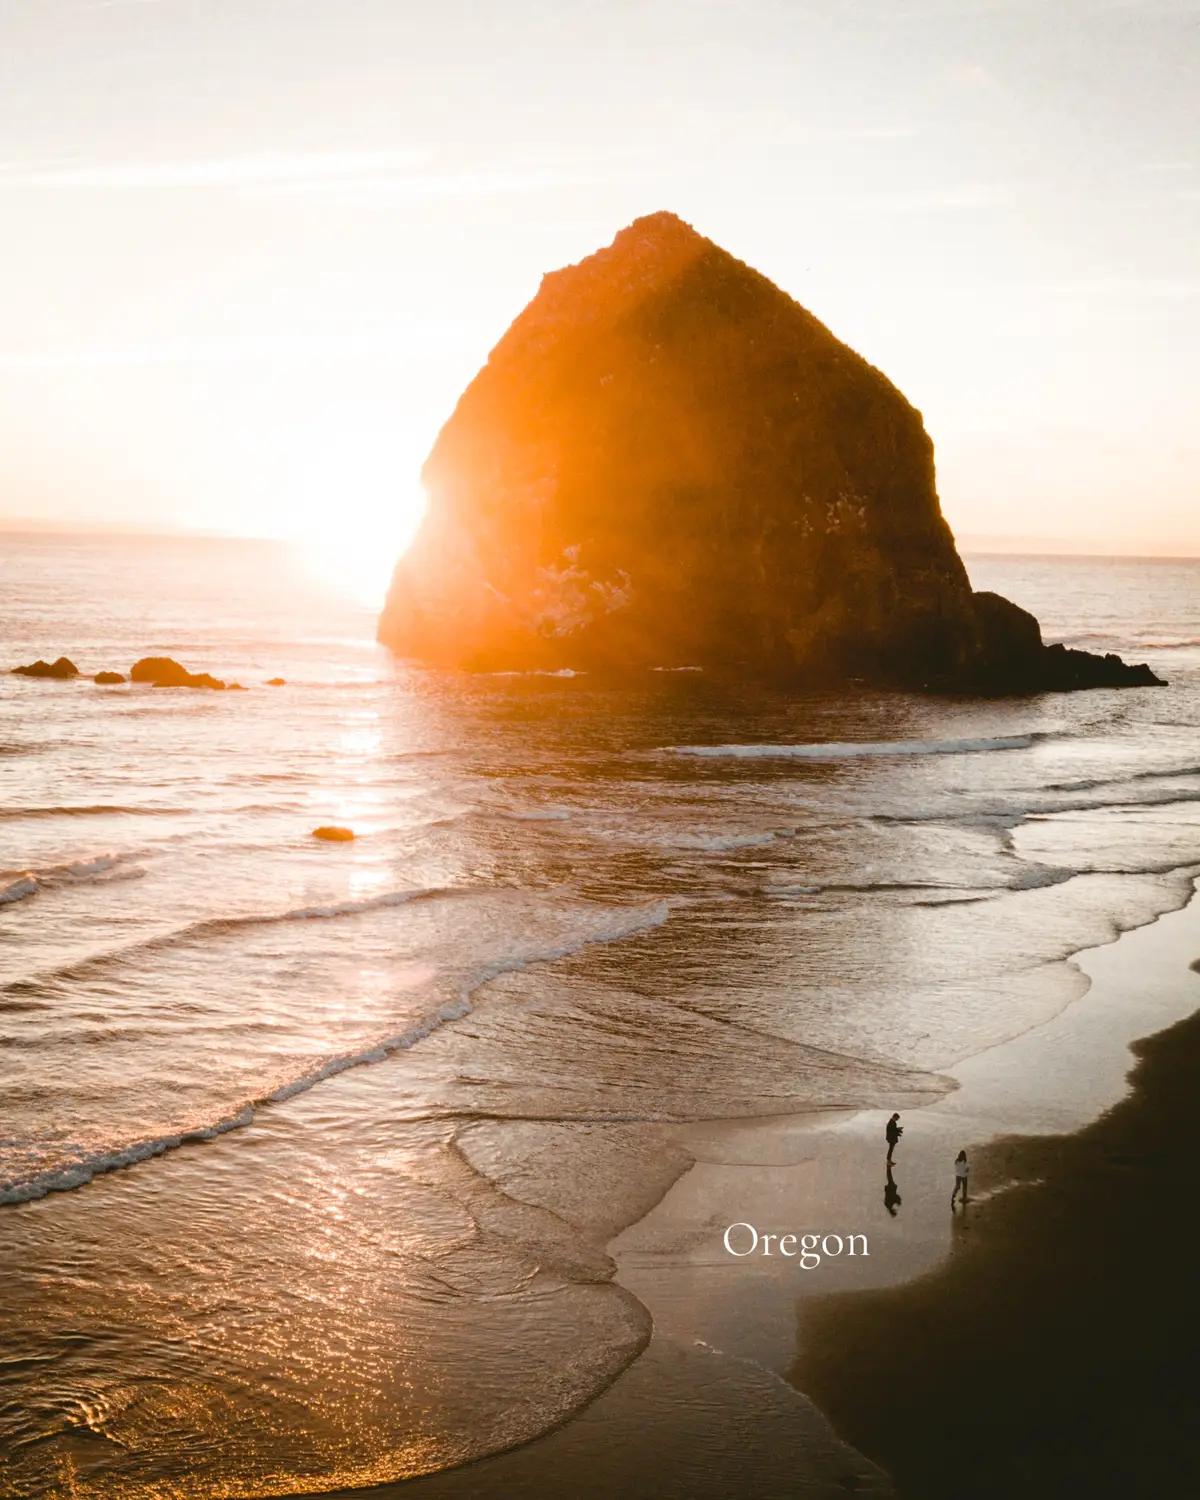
[3, 518, 1199, 562]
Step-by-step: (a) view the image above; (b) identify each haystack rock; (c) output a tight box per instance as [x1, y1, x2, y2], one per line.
[379, 213, 1163, 692]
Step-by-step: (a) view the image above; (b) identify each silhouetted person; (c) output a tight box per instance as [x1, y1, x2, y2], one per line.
[884, 1162, 901, 1216]
[951, 1149, 970, 1207]
[885, 1112, 902, 1162]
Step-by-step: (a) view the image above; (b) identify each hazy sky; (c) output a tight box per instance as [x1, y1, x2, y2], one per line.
[2, 0, 1197, 579]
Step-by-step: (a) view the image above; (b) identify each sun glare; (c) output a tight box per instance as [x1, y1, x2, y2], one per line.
[294, 487, 428, 609]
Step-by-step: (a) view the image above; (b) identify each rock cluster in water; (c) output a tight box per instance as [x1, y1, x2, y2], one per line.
[130, 657, 230, 690]
[379, 212, 1163, 692]
[10, 655, 250, 689]
[11, 656, 79, 679]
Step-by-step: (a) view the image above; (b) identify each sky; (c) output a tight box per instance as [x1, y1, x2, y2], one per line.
[1, 0, 1198, 596]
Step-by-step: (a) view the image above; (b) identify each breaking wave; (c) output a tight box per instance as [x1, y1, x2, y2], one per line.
[0, 895, 670, 1205]
[0, 804, 184, 820]
[0, 852, 148, 906]
[481, 668, 585, 678]
[665, 735, 1041, 761]
[1, 885, 465, 992]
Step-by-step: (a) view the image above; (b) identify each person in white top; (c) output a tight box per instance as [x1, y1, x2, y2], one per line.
[951, 1149, 969, 1207]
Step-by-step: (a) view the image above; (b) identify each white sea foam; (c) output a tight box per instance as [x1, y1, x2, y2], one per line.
[0, 851, 147, 906]
[261, 889, 431, 922]
[665, 735, 1039, 760]
[668, 830, 782, 851]
[482, 668, 585, 677]
[0, 876, 40, 906]
[0, 1106, 256, 1204]
[494, 806, 574, 822]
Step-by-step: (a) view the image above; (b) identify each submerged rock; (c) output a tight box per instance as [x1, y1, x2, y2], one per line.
[94, 671, 126, 685]
[130, 657, 226, 690]
[379, 211, 1163, 693]
[312, 825, 355, 842]
[11, 657, 79, 679]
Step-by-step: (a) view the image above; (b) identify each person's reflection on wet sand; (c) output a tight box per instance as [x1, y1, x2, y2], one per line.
[884, 1161, 902, 1216]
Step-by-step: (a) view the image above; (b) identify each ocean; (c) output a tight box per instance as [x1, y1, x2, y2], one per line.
[2, 531, 1198, 1497]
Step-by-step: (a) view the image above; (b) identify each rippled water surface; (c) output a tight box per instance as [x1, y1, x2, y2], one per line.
[1, 533, 1198, 1496]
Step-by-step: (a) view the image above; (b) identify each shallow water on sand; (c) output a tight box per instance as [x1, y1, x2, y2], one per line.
[1, 533, 1198, 1495]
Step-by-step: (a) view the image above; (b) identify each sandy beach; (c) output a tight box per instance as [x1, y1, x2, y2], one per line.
[792, 896, 1200, 1498]
[368, 878, 1200, 1499]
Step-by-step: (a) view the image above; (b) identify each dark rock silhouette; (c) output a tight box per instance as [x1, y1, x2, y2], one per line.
[130, 657, 226, 690]
[266, 677, 287, 686]
[94, 671, 126, 685]
[312, 825, 355, 842]
[379, 211, 1163, 692]
[11, 657, 79, 679]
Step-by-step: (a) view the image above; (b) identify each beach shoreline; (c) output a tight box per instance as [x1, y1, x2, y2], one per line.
[356, 878, 1200, 1498]
[791, 914, 1200, 1497]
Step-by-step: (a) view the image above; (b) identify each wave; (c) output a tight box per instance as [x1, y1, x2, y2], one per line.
[482, 668, 585, 678]
[0, 1106, 259, 1203]
[0, 876, 39, 906]
[665, 734, 1039, 761]
[0, 885, 454, 995]
[1044, 765, 1200, 794]
[670, 830, 782, 851]
[492, 806, 574, 822]
[764, 864, 1078, 901]
[0, 804, 184, 820]
[0, 897, 670, 1205]
[0, 852, 148, 907]
[865, 776, 1200, 833]
[1058, 633, 1200, 652]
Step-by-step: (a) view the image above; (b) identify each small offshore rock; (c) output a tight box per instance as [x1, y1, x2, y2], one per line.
[228, 683, 248, 691]
[266, 677, 287, 686]
[11, 656, 79, 679]
[94, 671, 126, 685]
[312, 825, 356, 842]
[131, 656, 226, 690]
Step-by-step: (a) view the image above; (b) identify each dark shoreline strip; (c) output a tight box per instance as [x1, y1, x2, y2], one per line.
[790, 1000, 1200, 1500]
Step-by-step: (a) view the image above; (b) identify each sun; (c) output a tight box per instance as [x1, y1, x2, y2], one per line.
[294, 487, 429, 610]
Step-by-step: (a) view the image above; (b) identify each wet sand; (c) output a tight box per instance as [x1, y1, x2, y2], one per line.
[327, 885, 1200, 1499]
[791, 1001, 1200, 1499]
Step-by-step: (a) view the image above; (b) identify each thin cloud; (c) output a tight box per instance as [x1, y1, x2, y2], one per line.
[852, 183, 1013, 213]
[0, 324, 481, 371]
[0, 150, 419, 190]
[0, 152, 581, 203]
[291, 167, 584, 206]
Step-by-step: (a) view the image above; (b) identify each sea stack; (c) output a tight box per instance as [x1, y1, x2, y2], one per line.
[379, 212, 1162, 692]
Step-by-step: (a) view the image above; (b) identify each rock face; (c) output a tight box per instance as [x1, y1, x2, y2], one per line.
[11, 657, 79, 679]
[379, 212, 1163, 692]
